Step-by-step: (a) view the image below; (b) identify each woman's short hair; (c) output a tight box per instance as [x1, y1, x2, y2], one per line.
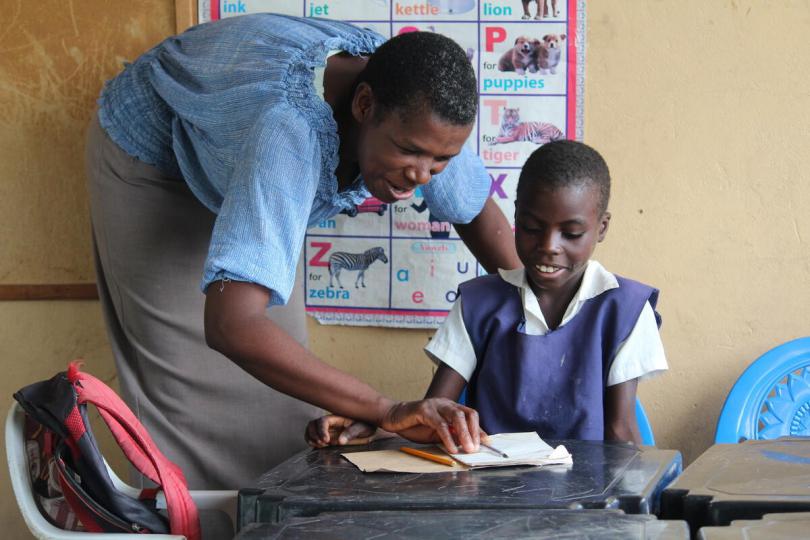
[360, 31, 477, 125]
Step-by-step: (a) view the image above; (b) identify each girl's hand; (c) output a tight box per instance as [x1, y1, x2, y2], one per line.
[305, 415, 377, 448]
[380, 398, 481, 454]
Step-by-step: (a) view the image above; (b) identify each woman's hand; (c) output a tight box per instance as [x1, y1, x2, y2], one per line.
[380, 398, 481, 454]
[305, 415, 377, 448]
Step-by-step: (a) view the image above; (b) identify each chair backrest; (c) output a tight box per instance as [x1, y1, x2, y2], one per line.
[715, 337, 810, 443]
[457, 389, 656, 445]
[635, 398, 655, 446]
[6, 401, 157, 539]
[5, 401, 190, 539]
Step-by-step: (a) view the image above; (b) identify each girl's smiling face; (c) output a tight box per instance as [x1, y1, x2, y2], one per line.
[514, 182, 610, 301]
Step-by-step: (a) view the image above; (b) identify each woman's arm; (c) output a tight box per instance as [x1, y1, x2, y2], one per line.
[305, 362, 471, 448]
[205, 279, 480, 453]
[454, 197, 522, 273]
[386, 363, 471, 443]
[604, 378, 641, 444]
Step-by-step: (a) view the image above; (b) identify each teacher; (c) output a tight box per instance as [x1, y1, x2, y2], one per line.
[86, 13, 520, 489]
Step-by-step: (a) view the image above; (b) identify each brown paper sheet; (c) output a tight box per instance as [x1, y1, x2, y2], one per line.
[341, 448, 470, 474]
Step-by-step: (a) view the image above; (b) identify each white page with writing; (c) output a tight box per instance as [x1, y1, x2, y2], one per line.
[450, 432, 572, 468]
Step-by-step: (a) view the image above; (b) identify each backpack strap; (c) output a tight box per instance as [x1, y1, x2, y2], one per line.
[15, 367, 172, 534]
[66, 362, 200, 540]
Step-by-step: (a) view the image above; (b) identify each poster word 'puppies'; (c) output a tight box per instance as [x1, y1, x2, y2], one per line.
[198, 0, 585, 328]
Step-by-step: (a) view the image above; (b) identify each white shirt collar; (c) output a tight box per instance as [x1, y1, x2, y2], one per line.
[497, 260, 619, 334]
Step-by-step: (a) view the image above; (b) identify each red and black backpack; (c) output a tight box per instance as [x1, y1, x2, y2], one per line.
[14, 362, 200, 539]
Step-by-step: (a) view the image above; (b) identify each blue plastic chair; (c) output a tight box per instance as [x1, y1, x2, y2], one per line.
[457, 389, 656, 445]
[635, 399, 656, 446]
[715, 337, 810, 443]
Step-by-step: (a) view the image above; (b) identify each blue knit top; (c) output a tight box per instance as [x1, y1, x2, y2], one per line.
[97, 14, 490, 304]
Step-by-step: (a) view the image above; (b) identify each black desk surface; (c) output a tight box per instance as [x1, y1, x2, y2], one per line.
[234, 509, 690, 540]
[697, 512, 810, 539]
[661, 438, 810, 534]
[238, 438, 682, 527]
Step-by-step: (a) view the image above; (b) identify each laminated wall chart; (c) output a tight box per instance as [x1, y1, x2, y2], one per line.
[199, 0, 585, 328]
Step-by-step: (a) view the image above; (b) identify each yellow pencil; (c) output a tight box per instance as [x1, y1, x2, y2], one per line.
[399, 446, 456, 467]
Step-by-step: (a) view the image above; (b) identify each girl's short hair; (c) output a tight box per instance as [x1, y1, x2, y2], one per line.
[517, 140, 611, 214]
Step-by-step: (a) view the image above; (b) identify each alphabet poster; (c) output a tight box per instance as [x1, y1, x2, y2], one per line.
[198, 0, 585, 328]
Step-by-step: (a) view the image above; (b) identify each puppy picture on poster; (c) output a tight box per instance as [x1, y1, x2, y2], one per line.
[479, 23, 568, 95]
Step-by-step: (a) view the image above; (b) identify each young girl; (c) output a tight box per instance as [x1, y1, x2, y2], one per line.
[307, 141, 667, 448]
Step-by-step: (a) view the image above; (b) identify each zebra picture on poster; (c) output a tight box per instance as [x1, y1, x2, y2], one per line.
[198, 0, 585, 328]
[329, 247, 389, 289]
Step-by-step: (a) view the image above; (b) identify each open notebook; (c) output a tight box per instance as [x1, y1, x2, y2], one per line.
[342, 432, 572, 473]
[453, 432, 572, 468]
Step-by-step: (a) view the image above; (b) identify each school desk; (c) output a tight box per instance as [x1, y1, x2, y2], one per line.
[660, 438, 810, 536]
[237, 437, 682, 529]
[696, 512, 810, 539]
[233, 509, 689, 539]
